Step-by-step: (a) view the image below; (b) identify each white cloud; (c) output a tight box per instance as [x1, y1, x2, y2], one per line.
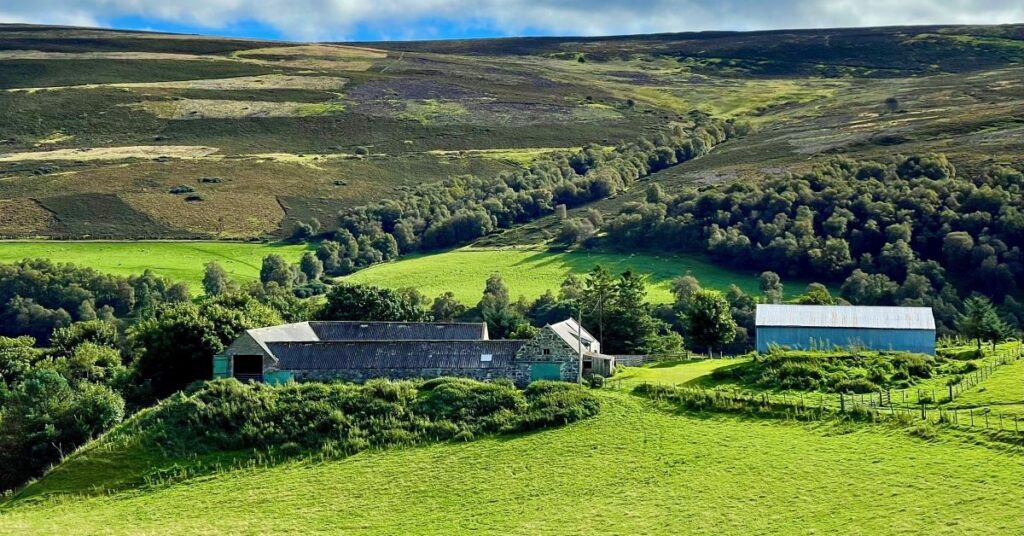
[0, 0, 1021, 41]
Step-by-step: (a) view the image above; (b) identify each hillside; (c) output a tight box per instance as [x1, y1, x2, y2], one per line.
[2, 391, 1021, 535]
[0, 24, 1022, 239]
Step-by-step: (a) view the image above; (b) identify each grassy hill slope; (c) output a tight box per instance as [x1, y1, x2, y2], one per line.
[0, 240, 312, 291]
[2, 392, 1020, 535]
[0, 24, 1022, 239]
[343, 246, 825, 304]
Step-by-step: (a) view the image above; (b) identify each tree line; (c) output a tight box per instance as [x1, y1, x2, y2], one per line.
[0, 255, 1013, 492]
[301, 113, 747, 277]
[600, 155, 1024, 333]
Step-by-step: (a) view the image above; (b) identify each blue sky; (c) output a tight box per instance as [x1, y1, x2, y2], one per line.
[2, 1, 1022, 42]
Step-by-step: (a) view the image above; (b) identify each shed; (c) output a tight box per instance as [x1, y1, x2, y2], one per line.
[755, 304, 935, 355]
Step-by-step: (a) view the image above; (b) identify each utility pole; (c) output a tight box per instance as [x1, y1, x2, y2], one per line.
[576, 303, 584, 384]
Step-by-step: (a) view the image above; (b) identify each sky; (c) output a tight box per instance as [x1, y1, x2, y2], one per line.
[0, 1, 1022, 42]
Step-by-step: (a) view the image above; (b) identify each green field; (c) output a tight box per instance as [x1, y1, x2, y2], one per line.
[613, 358, 749, 386]
[0, 241, 312, 292]
[344, 247, 804, 304]
[2, 392, 1020, 535]
[949, 360, 1024, 418]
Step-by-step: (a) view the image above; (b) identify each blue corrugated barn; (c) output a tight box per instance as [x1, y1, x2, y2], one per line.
[755, 305, 935, 355]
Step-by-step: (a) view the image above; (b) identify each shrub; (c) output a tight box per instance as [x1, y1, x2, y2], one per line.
[136, 378, 599, 457]
[0, 370, 124, 491]
[718, 349, 935, 393]
[169, 185, 195, 194]
[834, 378, 880, 394]
[938, 347, 983, 361]
[520, 381, 601, 429]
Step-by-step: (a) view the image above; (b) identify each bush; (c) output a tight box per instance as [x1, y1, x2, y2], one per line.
[0, 369, 124, 491]
[137, 378, 599, 456]
[834, 377, 880, 394]
[938, 347, 983, 361]
[721, 350, 935, 393]
[169, 185, 195, 194]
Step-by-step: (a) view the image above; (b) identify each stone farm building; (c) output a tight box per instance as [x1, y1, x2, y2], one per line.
[213, 318, 614, 386]
[755, 304, 936, 355]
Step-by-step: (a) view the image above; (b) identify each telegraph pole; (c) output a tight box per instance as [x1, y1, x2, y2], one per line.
[576, 303, 584, 384]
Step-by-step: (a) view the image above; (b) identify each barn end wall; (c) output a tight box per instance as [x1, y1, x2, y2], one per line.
[756, 326, 936, 355]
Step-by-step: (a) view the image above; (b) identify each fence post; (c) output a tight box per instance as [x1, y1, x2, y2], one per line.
[970, 408, 974, 427]
[840, 393, 845, 413]
[920, 402, 926, 420]
[948, 384, 954, 402]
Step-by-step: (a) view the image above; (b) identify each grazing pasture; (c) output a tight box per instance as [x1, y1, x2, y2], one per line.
[0, 241, 311, 291]
[2, 393, 1020, 535]
[343, 247, 792, 304]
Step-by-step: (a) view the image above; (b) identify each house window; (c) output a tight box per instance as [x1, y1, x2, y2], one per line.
[480, 353, 493, 362]
[543, 349, 551, 355]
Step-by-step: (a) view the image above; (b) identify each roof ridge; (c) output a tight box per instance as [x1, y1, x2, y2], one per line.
[266, 339, 527, 344]
[306, 320, 486, 325]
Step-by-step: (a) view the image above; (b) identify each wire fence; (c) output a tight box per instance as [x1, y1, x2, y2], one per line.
[608, 343, 1024, 436]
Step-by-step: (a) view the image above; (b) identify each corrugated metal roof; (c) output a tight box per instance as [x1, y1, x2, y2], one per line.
[267, 340, 525, 370]
[247, 322, 319, 355]
[755, 304, 935, 330]
[548, 319, 600, 353]
[308, 321, 487, 341]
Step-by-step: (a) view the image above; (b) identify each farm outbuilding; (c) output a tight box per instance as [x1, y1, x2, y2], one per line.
[213, 318, 614, 386]
[755, 304, 936, 355]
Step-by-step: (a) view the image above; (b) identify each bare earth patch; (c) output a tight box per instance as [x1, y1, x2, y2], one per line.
[121, 193, 284, 238]
[234, 44, 387, 59]
[34, 131, 75, 146]
[8, 74, 347, 93]
[0, 51, 218, 61]
[131, 99, 345, 119]
[0, 199, 57, 236]
[231, 44, 385, 71]
[0, 146, 220, 162]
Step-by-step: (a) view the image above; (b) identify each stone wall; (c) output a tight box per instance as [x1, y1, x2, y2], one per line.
[221, 333, 275, 376]
[286, 366, 518, 384]
[514, 328, 581, 383]
[238, 326, 585, 387]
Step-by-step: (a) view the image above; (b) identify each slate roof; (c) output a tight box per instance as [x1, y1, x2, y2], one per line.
[266, 340, 526, 370]
[755, 305, 935, 331]
[309, 321, 487, 341]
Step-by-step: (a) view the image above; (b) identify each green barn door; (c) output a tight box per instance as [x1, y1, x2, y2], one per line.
[212, 354, 230, 379]
[529, 363, 562, 381]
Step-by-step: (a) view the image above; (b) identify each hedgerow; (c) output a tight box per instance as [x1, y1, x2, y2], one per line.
[138, 378, 601, 456]
[710, 349, 939, 393]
